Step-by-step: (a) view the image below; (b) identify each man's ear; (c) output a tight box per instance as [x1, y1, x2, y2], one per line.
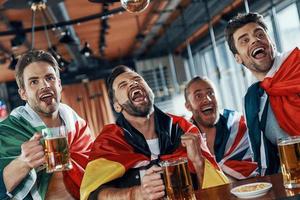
[18, 88, 27, 101]
[234, 54, 243, 64]
[113, 102, 122, 113]
[185, 101, 192, 112]
[58, 78, 62, 92]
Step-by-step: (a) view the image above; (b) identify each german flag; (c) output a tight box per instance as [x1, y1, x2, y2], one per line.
[80, 111, 229, 200]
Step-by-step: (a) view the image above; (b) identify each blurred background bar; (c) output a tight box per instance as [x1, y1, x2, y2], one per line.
[0, 0, 299, 135]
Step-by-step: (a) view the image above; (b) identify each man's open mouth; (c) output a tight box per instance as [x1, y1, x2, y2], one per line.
[251, 47, 266, 59]
[130, 88, 146, 102]
[39, 93, 54, 104]
[201, 105, 214, 115]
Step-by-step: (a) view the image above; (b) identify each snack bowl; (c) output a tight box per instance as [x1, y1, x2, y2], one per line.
[230, 182, 272, 199]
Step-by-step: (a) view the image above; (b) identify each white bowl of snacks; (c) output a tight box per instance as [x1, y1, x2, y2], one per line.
[230, 182, 272, 199]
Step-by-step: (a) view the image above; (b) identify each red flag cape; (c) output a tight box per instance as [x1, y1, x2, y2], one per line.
[81, 113, 228, 200]
[260, 48, 300, 135]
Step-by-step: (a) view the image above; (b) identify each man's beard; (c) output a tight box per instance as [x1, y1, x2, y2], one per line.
[193, 110, 219, 129]
[28, 95, 59, 117]
[121, 93, 154, 117]
[195, 114, 215, 128]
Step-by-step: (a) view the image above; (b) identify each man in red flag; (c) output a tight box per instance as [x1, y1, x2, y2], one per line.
[225, 12, 300, 176]
[184, 76, 258, 180]
[81, 66, 229, 200]
[0, 50, 93, 200]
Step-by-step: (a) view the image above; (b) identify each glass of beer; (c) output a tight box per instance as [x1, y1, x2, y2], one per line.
[277, 136, 300, 189]
[41, 126, 72, 173]
[160, 157, 196, 200]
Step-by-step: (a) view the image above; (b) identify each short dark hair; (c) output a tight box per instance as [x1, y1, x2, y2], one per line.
[225, 12, 268, 54]
[184, 76, 212, 102]
[15, 50, 60, 89]
[107, 65, 133, 104]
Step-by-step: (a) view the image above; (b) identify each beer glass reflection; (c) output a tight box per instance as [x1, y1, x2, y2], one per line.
[277, 136, 300, 189]
[41, 126, 72, 173]
[160, 157, 196, 200]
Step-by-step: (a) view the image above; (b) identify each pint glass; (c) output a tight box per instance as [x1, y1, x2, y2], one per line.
[41, 126, 72, 173]
[277, 136, 300, 189]
[160, 157, 196, 200]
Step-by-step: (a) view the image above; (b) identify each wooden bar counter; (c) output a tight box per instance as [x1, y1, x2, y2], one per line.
[195, 174, 300, 199]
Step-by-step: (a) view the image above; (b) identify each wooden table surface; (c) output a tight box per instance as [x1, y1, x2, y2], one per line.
[195, 174, 300, 200]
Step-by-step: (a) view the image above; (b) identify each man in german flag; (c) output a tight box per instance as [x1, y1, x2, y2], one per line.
[80, 65, 229, 200]
[225, 12, 300, 175]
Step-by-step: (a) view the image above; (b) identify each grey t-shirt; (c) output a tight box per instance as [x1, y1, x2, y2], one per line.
[264, 101, 289, 145]
[259, 51, 291, 145]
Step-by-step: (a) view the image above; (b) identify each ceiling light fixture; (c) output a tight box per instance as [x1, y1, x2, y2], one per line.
[80, 42, 93, 57]
[9, 21, 26, 49]
[30, 1, 48, 49]
[50, 49, 70, 71]
[10, 34, 26, 49]
[8, 54, 18, 70]
[34, 0, 70, 72]
[120, 0, 150, 13]
[89, 0, 150, 13]
[2, 0, 63, 10]
[59, 30, 76, 44]
[101, 19, 110, 30]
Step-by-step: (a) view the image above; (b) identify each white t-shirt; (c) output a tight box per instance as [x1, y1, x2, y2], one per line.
[139, 138, 160, 179]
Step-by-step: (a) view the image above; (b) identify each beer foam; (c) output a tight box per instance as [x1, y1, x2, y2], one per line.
[45, 136, 66, 140]
[278, 138, 300, 146]
[160, 157, 187, 167]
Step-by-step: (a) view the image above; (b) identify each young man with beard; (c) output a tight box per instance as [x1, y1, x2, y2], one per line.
[80, 65, 229, 200]
[0, 50, 93, 200]
[225, 12, 300, 175]
[184, 76, 258, 180]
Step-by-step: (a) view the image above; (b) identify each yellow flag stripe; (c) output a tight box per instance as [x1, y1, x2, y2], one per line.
[202, 159, 229, 189]
[80, 158, 125, 200]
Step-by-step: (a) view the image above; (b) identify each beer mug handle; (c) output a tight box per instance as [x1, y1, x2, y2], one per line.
[36, 164, 46, 172]
[59, 125, 67, 137]
[41, 128, 50, 138]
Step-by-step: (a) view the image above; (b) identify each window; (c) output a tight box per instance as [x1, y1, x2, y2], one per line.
[217, 41, 230, 70]
[141, 66, 170, 99]
[193, 51, 208, 77]
[204, 48, 217, 75]
[264, 15, 276, 43]
[277, 3, 300, 51]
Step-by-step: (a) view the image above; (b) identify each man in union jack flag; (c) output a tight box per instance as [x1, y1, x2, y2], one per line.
[185, 76, 258, 180]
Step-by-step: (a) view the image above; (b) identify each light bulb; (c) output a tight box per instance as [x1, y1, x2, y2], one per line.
[120, 0, 150, 13]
